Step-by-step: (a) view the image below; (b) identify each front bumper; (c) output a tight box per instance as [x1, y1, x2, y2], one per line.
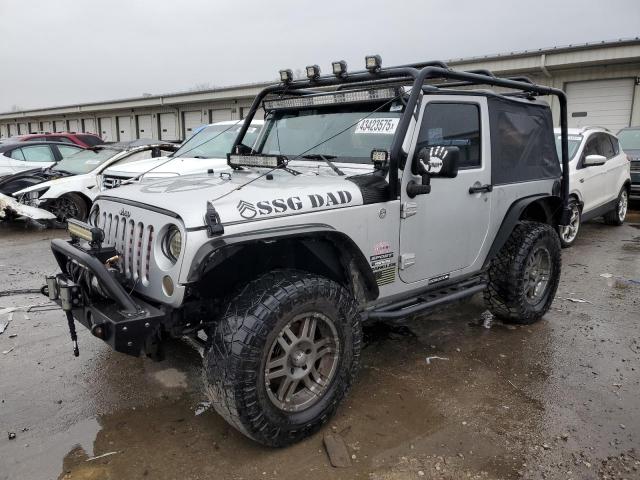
[46, 239, 169, 356]
[630, 172, 640, 199]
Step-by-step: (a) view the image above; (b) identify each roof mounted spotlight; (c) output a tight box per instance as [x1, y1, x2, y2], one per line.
[279, 69, 293, 83]
[365, 54, 382, 72]
[306, 64, 321, 80]
[332, 60, 348, 78]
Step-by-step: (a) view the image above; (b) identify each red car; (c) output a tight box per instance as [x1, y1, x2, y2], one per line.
[3, 132, 104, 148]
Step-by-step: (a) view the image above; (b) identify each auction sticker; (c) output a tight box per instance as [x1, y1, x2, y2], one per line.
[355, 118, 399, 135]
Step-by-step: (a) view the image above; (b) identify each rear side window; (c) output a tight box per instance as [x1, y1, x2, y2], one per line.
[417, 103, 481, 169]
[77, 134, 103, 146]
[609, 135, 620, 155]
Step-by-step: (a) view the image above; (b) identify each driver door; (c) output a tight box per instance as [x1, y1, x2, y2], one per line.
[399, 96, 492, 284]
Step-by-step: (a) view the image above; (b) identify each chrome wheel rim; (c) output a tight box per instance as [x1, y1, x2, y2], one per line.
[559, 204, 580, 243]
[618, 191, 628, 221]
[524, 246, 552, 305]
[265, 312, 340, 412]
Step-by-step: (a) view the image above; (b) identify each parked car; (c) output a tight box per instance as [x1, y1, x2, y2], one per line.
[0, 132, 104, 148]
[617, 126, 640, 199]
[12, 140, 178, 222]
[99, 120, 263, 189]
[0, 142, 85, 178]
[554, 127, 631, 247]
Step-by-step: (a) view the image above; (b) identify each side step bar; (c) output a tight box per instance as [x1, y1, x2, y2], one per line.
[366, 279, 486, 321]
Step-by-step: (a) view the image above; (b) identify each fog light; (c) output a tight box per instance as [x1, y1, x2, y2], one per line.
[306, 64, 320, 80]
[162, 275, 174, 297]
[365, 54, 382, 72]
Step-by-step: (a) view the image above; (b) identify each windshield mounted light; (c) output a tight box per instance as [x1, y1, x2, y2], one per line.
[332, 60, 347, 78]
[365, 54, 382, 72]
[279, 69, 293, 83]
[68, 218, 104, 247]
[228, 154, 286, 169]
[264, 87, 400, 110]
[306, 64, 321, 80]
[371, 150, 389, 163]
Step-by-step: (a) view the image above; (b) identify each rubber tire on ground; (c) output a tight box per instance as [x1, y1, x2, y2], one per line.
[49, 192, 89, 223]
[603, 188, 628, 226]
[557, 200, 581, 248]
[484, 221, 561, 325]
[204, 269, 362, 447]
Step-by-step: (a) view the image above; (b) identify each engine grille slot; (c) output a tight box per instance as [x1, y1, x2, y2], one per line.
[99, 213, 148, 282]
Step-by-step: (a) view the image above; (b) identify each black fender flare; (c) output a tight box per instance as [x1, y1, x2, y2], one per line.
[187, 223, 379, 301]
[483, 194, 562, 268]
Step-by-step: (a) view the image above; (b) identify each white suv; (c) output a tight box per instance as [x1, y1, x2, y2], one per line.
[555, 127, 631, 247]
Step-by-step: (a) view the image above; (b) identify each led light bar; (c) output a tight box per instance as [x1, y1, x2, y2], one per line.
[228, 154, 286, 169]
[332, 60, 347, 77]
[306, 64, 320, 80]
[279, 69, 293, 83]
[365, 54, 382, 72]
[68, 218, 105, 245]
[264, 87, 400, 110]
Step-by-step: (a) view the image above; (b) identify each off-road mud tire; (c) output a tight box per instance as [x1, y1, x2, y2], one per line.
[204, 269, 361, 447]
[484, 221, 561, 324]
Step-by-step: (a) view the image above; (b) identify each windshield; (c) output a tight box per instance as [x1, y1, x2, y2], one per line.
[173, 123, 260, 159]
[618, 129, 640, 150]
[52, 148, 120, 174]
[555, 135, 582, 161]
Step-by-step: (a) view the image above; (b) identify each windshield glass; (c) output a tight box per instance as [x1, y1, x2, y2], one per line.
[618, 129, 640, 150]
[253, 104, 403, 163]
[555, 135, 582, 161]
[52, 148, 119, 174]
[173, 123, 260, 159]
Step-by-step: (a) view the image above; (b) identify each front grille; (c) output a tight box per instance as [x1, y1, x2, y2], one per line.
[631, 161, 640, 173]
[100, 212, 154, 284]
[102, 174, 132, 190]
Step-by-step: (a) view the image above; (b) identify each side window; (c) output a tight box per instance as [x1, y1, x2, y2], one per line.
[57, 145, 84, 158]
[582, 134, 601, 158]
[599, 135, 615, 159]
[609, 135, 620, 156]
[417, 103, 481, 169]
[10, 148, 25, 160]
[21, 145, 56, 162]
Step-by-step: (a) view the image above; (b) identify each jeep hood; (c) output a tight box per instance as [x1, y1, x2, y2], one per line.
[96, 166, 369, 228]
[102, 156, 230, 178]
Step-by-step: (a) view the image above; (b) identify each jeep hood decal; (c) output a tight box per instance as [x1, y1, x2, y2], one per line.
[96, 170, 364, 228]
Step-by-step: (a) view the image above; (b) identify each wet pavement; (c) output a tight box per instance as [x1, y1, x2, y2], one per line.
[1, 208, 639, 480]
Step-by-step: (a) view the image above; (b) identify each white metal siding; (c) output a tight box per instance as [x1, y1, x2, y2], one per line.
[99, 117, 114, 142]
[83, 118, 96, 134]
[136, 115, 153, 139]
[54, 120, 66, 132]
[159, 113, 178, 141]
[210, 108, 233, 122]
[68, 119, 79, 133]
[566, 78, 634, 132]
[183, 110, 202, 138]
[117, 116, 133, 141]
[41, 121, 52, 132]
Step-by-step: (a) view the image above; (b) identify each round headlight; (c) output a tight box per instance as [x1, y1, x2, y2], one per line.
[164, 226, 182, 261]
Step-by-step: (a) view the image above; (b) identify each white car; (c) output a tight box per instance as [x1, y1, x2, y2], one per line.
[99, 120, 264, 190]
[555, 127, 631, 247]
[13, 140, 178, 222]
[0, 141, 85, 177]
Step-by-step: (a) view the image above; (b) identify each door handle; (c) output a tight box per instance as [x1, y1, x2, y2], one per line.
[468, 184, 493, 194]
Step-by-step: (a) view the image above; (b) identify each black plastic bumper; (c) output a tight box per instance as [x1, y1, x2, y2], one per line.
[47, 239, 168, 356]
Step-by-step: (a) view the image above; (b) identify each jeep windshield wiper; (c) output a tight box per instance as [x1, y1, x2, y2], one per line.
[301, 154, 345, 176]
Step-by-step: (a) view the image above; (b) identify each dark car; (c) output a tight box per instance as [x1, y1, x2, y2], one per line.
[1, 132, 103, 148]
[617, 126, 640, 199]
[0, 141, 85, 178]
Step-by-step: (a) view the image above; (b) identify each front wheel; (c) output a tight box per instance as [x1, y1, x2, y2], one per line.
[204, 270, 361, 447]
[603, 188, 628, 226]
[47, 193, 89, 223]
[484, 221, 561, 324]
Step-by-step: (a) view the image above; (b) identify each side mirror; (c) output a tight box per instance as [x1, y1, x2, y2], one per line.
[406, 146, 460, 198]
[583, 154, 606, 167]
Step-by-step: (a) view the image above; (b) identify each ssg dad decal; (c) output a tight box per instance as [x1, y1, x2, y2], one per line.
[236, 190, 353, 219]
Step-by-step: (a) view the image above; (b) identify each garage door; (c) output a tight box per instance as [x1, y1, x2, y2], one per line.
[159, 113, 178, 141]
[0, 124, 8, 138]
[68, 119, 80, 133]
[567, 78, 634, 132]
[99, 117, 114, 142]
[137, 115, 153, 139]
[8, 124, 17, 136]
[117, 116, 133, 141]
[18, 123, 27, 134]
[54, 120, 66, 133]
[210, 108, 232, 123]
[29, 122, 39, 133]
[183, 110, 202, 139]
[83, 118, 96, 134]
[41, 121, 52, 133]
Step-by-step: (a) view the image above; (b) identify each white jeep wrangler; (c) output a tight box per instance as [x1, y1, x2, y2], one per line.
[43, 57, 573, 447]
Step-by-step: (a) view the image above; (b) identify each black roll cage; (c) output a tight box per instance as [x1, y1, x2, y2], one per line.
[231, 60, 571, 223]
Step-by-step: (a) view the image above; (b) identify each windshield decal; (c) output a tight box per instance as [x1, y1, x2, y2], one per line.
[236, 190, 353, 220]
[355, 118, 399, 135]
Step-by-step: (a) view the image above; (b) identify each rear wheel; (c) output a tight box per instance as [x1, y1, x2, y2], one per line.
[204, 269, 361, 447]
[47, 193, 89, 223]
[603, 188, 628, 226]
[558, 200, 581, 248]
[484, 221, 561, 324]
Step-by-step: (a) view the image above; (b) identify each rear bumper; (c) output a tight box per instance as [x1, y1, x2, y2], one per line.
[47, 239, 169, 356]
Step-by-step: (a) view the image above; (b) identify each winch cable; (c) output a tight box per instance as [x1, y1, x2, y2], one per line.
[206, 92, 406, 205]
[117, 120, 243, 188]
